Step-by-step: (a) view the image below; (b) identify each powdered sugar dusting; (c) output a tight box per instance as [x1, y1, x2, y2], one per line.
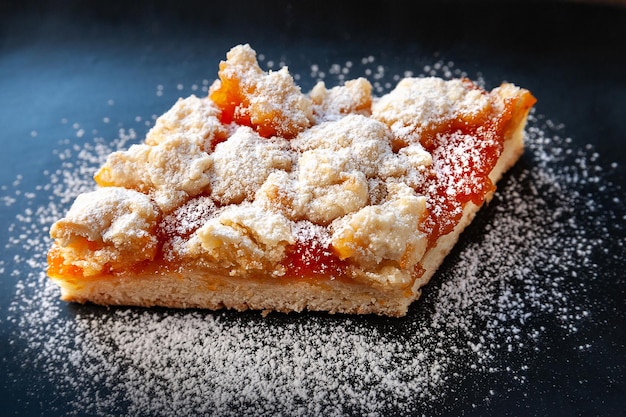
[2, 54, 624, 416]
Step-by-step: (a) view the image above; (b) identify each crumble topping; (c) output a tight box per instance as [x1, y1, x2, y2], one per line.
[159, 196, 218, 262]
[94, 134, 214, 213]
[145, 95, 228, 150]
[291, 114, 394, 179]
[209, 43, 314, 139]
[189, 203, 294, 275]
[50, 187, 160, 276]
[210, 126, 293, 205]
[331, 183, 428, 270]
[49, 44, 531, 284]
[371, 77, 490, 146]
[310, 77, 373, 121]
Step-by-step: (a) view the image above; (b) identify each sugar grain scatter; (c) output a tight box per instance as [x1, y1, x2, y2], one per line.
[1, 56, 624, 417]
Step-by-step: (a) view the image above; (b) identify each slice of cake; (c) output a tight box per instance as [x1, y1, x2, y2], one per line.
[47, 44, 536, 316]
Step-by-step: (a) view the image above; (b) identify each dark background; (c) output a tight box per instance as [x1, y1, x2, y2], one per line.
[1, 0, 625, 183]
[1, 0, 625, 416]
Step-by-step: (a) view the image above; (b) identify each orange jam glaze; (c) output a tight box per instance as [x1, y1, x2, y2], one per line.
[47, 245, 84, 278]
[281, 240, 350, 280]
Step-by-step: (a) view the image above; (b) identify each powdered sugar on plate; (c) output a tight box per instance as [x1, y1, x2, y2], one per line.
[1, 55, 624, 416]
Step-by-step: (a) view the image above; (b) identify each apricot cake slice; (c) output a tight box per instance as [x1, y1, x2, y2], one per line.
[47, 44, 536, 316]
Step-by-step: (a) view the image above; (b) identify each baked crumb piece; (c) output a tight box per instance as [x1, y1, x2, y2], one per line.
[331, 183, 428, 271]
[145, 95, 228, 150]
[210, 126, 293, 205]
[94, 134, 214, 213]
[159, 195, 217, 262]
[310, 77, 373, 121]
[188, 202, 294, 275]
[49, 187, 160, 276]
[209, 43, 314, 139]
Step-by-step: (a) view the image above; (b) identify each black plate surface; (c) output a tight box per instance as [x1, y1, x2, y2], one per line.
[1, 1, 625, 416]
